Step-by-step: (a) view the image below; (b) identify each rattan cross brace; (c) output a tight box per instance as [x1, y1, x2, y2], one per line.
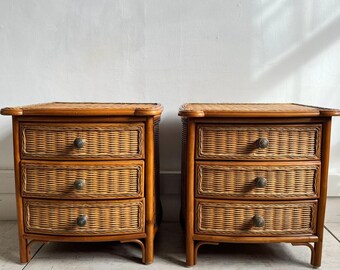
[26, 240, 49, 261]
[292, 242, 315, 265]
[120, 239, 146, 264]
[194, 241, 219, 265]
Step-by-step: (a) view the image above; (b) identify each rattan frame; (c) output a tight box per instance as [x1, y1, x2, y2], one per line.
[179, 103, 339, 267]
[1, 102, 163, 265]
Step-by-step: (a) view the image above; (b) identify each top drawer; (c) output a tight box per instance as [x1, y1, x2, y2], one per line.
[196, 124, 321, 160]
[20, 123, 144, 160]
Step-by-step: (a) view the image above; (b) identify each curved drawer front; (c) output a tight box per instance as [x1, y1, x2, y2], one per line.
[196, 199, 317, 236]
[20, 123, 144, 160]
[21, 161, 144, 199]
[197, 124, 321, 160]
[196, 162, 320, 199]
[24, 199, 145, 235]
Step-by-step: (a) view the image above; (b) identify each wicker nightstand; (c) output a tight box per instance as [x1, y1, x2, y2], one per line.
[1, 102, 163, 264]
[179, 103, 339, 267]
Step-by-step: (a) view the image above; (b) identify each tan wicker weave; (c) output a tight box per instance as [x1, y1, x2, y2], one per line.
[181, 103, 320, 113]
[20, 123, 144, 159]
[197, 124, 321, 160]
[21, 161, 144, 199]
[196, 200, 317, 235]
[24, 199, 145, 235]
[196, 163, 319, 198]
[19, 102, 160, 111]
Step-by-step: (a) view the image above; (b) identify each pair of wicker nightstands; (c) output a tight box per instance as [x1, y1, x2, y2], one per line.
[1, 102, 339, 268]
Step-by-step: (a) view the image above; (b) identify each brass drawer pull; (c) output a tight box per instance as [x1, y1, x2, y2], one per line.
[257, 137, 269, 149]
[77, 215, 87, 227]
[253, 214, 265, 227]
[74, 179, 85, 190]
[255, 177, 267, 188]
[73, 138, 85, 149]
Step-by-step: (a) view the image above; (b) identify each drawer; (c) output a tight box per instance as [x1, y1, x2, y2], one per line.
[21, 160, 144, 199]
[196, 161, 320, 199]
[196, 124, 321, 160]
[20, 123, 144, 160]
[195, 199, 317, 236]
[24, 198, 145, 236]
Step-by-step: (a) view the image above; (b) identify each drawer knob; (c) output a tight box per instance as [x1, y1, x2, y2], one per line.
[74, 179, 85, 190]
[255, 177, 267, 188]
[253, 215, 265, 227]
[257, 138, 269, 149]
[77, 215, 87, 227]
[73, 138, 85, 149]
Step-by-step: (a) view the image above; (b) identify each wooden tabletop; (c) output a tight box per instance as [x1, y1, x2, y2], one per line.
[178, 103, 340, 118]
[1, 102, 163, 116]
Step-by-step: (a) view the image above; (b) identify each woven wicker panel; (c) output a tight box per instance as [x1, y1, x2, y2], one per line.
[24, 199, 145, 235]
[18, 102, 161, 111]
[180, 103, 320, 113]
[21, 161, 144, 199]
[196, 163, 320, 199]
[20, 123, 144, 159]
[196, 200, 317, 236]
[197, 124, 321, 160]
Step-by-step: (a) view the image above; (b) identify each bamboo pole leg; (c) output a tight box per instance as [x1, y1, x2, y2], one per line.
[186, 239, 195, 266]
[145, 234, 154, 264]
[13, 118, 28, 264]
[312, 242, 322, 267]
[145, 117, 155, 264]
[312, 119, 332, 268]
[185, 119, 196, 267]
[19, 238, 28, 263]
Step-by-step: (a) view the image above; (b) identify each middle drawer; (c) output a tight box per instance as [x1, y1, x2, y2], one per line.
[195, 161, 320, 199]
[21, 160, 144, 199]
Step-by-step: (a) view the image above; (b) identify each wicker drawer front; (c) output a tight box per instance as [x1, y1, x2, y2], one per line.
[20, 123, 144, 160]
[196, 162, 320, 199]
[196, 199, 317, 236]
[24, 199, 145, 236]
[196, 124, 321, 160]
[21, 161, 144, 199]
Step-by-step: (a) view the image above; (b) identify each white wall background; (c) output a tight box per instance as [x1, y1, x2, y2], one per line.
[1, 0, 340, 221]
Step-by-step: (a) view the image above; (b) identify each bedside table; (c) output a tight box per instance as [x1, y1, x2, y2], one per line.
[179, 103, 339, 267]
[1, 102, 163, 264]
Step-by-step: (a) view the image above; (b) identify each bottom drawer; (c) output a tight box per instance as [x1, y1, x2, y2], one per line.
[195, 199, 317, 236]
[24, 198, 145, 236]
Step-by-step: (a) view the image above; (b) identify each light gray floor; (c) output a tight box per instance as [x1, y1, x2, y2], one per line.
[1, 198, 339, 270]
